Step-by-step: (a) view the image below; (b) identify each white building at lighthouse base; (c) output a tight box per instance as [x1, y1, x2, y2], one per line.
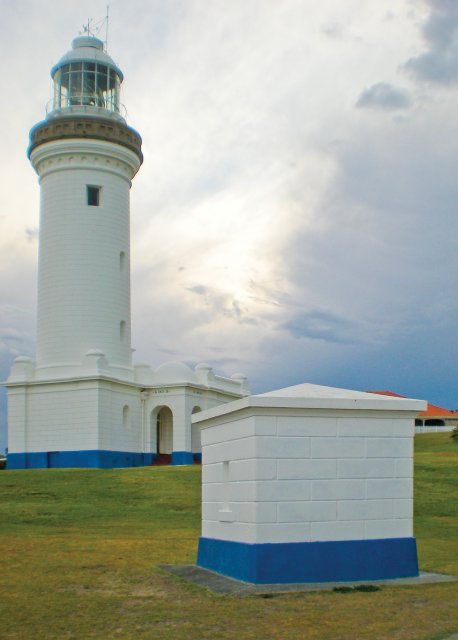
[7, 358, 248, 469]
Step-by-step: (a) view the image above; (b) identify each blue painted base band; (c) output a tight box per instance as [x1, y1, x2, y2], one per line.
[171, 451, 194, 465]
[7, 451, 157, 470]
[197, 537, 419, 584]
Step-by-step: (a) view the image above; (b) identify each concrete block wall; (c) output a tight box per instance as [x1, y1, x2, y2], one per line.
[200, 411, 414, 545]
[191, 391, 248, 455]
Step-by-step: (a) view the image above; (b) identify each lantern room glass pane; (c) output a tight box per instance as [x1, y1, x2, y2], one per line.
[52, 62, 121, 113]
[69, 72, 82, 105]
[60, 67, 71, 108]
[82, 70, 96, 105]
[105, 69, 120, 112]
[53, 69, 61, 107]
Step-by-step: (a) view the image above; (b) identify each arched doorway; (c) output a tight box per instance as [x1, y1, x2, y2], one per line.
[191, 406, 202, 463]
[154, 406, 173, 465]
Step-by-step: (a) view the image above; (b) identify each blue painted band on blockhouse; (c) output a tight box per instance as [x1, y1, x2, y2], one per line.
[7, 450, 157, 470]
[197, 537, 419, 584]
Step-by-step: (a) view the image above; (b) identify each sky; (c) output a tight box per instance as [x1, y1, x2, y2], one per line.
[1, 0, 458, 452]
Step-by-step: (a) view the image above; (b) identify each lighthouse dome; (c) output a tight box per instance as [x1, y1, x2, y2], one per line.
[51, 36, 123, 81]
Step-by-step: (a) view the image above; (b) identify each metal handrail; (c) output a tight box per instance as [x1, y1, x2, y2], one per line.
[46, 97, 127, 119]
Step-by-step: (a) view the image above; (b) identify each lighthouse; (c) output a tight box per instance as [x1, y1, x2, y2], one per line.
[6, 34, 248, 469]
[31, 36, 142, 380]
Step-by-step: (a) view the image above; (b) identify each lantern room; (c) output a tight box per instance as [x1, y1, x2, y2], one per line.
[50, 36, 123, 116]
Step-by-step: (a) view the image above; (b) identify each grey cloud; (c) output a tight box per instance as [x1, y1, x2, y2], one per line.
[186, 284, 258, 325]
[156, 346, 181, 357]
[0, 303, 28, 318]
[0, 327, 33, 356]
[186, 284, 208, 296]
[0, 305, 34, 357]
[321, 22, 343, 39]
[405, 0, 458, 84]
[356, 83, 412, 111]
[271, 102, 458, 405]
[247, 279, 285, 308]
[201, 355, 247, 369]
[281, 309, 360, 345]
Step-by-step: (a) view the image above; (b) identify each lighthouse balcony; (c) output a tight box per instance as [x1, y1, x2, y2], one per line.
[46, 98, 127, 121]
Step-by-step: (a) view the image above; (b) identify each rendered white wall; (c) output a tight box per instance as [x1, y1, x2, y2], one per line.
[8, 382, 99, 452]
[8, 379, 144, 455]
[7, 387, 28, 453]
[98, 382, 142, 452]
[199, 409, 417, 545]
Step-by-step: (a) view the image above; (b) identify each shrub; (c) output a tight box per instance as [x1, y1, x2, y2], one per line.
[451, 426, 458, 441]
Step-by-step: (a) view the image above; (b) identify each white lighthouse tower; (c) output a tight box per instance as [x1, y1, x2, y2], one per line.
[6, 34, 249, 469]
[33, 36, 142, 381]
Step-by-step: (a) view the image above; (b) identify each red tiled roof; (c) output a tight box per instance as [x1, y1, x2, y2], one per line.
[367, 390, 405, 399]
[418, 403, 457, 418]
[367, 390, 457, 418]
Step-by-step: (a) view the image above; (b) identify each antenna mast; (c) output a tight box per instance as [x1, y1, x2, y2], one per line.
[105, 5, 110, 52]
[80, 7, 110, 51]
[82, 18, 93, 36]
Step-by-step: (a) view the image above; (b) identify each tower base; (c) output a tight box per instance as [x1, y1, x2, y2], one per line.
[7, 450, 156, 470]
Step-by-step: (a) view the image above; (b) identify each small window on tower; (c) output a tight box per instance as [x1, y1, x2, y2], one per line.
[87, 185, 101, 206]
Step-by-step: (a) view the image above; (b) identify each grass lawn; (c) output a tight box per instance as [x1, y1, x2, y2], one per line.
[0, 433, 457, 640]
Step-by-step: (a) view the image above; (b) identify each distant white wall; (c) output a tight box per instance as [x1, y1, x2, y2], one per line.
[415, 425, 454, 433]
